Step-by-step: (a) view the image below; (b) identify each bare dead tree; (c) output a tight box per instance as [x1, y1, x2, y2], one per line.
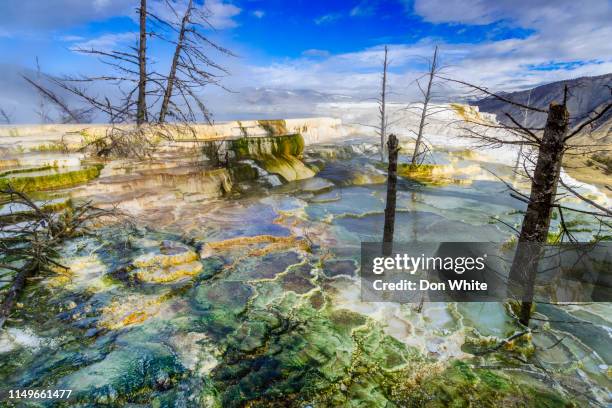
[137, 0, 148, 125]
[33, 0, 233, 158]
[50, 1, 154, 125]
[0, 107, 13, 124]
[22, 74, 93, 124]
[444, 76, 612, 327]
[411, 45, 439, 165]
[158, 0, 192, 123]
[382, 134, 400, 256]
[150, 0, 235, 123]
[438, 79, 612, 407]
[0, 185, 119, 328]
[508, 101, 569, 326]
[378, 45, 389, 161]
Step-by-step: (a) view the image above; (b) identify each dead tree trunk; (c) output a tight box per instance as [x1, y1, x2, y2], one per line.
[136, 0, 148, 126]
[383, 134, 400, 256]
[0, 259, 39, 328]
[508, 102, 569, 326]
[411, 45, 438, 166]
[158, 0, 193, 123]
[379, 46, 389, 162]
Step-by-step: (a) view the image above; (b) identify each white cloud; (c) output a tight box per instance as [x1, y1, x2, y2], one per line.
[222, 34, 611, 112]
[147, 0, 240, 29]
[314, 13, 342, 25]
[252, 10, 265, 19]
[58, 35, 86, 42]
[412, 0, 610, 27]
[2, 0, 609, 122]
[70, 32, 138, 52]
[0, 0, 131, 33]
[228, 0, 612, 105]
[350, 0, 376, 17]
[302, 49, 331, 58]
[204, 0, 241, 29]
[0, 0, 241, 35]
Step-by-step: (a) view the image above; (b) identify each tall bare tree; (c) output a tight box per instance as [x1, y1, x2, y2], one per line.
[47, 1, 153, 124]
[150, 0, 234, 124]
[137, 0, 148, 125]
[378, 45, 389, 161]
[158, 0, 192, 123]
[411, 46, 438, 165]
[382, 134, 400, 255]
[445, 77, 612, 326]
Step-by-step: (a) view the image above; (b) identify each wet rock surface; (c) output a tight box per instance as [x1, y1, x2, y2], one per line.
[0, 139, 610, 406]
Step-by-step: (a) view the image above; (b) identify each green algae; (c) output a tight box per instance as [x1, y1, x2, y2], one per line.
[229, 161, 259, 182]
[257, 119, 288, 136]
[547, 218, 593, 243]
[236, 120, 248, 137]
[373, 161, 445, 185]
[207, 290, 424, 408]
[29, 142, 67, 153]
[226, 134, 314, 181]
[229, 133, 305, 159]
[397, 163, 437, 182]
[0, 164, 57, 177]
[0, 164, 103, 192]
[394, 163, 469, 186]
[202, 134, 313, 182]
[387, 360, 576, 407]
[1, 145, 606, 407]
[256, 154, 315, 181]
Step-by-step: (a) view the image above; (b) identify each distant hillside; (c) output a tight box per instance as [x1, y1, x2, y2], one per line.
[474, 73, 612, 134]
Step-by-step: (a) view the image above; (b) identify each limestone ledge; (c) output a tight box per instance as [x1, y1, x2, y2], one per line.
[0, 117, 349, 154]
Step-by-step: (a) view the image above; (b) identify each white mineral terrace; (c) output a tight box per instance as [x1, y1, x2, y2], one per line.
[1, 103, 609, 206]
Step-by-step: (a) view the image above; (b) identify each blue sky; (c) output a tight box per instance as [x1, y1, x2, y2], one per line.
[0, 0, 610, 122]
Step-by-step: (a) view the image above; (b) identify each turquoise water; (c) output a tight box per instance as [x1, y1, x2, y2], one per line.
[0, 140, 610, 406]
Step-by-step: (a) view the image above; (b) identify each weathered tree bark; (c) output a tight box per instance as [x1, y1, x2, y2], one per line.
[136, 0, 148, 126]
[383, 134, 400, 256]
[0, 259, 39, 328]
[411, 45, 438, 166]
[379, 46, 389, 162]
[159, 0, 193, 123]
[508, 102, 569, 326]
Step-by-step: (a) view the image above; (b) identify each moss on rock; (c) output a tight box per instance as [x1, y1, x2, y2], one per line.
[257, 154, 315, 181]
[257, 119, 288, 136]
[395, 163, 463, 186]
[0, 164, 103, 192]
[229, 133, 305, 159]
